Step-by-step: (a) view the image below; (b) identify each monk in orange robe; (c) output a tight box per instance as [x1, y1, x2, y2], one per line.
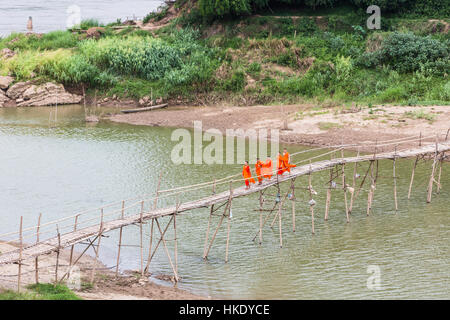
[277, 152, 287, 175]
[262, 157, 273, 179]
[242, 161, 255, 189]
[255, 158, 263, 184]
[282, 148, 296, 173]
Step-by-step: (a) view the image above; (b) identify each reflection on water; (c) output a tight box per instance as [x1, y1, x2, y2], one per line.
[0, 105, 449, 299]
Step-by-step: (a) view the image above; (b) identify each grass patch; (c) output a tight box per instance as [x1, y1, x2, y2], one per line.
[318, 121, 343, 130]
[404, 109, 436, 122]
[0, 283, 81, 300]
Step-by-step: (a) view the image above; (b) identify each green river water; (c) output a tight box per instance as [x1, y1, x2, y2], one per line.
[0, 105, 448, 299]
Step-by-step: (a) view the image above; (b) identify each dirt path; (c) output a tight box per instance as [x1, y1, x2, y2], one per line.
[109, 104, 450, 153]
[0, 241, 205, 300]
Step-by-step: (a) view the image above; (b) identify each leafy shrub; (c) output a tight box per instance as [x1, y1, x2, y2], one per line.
[76, 19, 103, 30]
[378, 86, 407, 102]
[359, 32, 449, 73]
[220, 71, 246, 92]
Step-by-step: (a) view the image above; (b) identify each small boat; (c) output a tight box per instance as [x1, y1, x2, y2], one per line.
[121, 103, 168, 114]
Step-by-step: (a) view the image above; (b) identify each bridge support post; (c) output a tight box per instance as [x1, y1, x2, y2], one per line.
[291, 179, 296, 232]
[90, 210, 104, 284]
[115, 200, 125, 278]
[325, 161, 334, 221]
[225, 182, 234, 263]
[308, 162, 315, 234]
[367, 160, 375, 216]
[349, 149, 360, 214]
[408, 156, 419, 199]
[393, 146, 398, 211]
[17, 216, 23, 292]
[35, 213, 42, 284]
[68, 214, 78, 280]
[203, 180, 216, 258]
[427, 137, 439, 203]
[155, 217, 179, 282]
[259, 190, 263, 244]
[139, 201, 144, 277]
[145, 216, 174, 271]
[278, 200, 283, 247]
[55, 227, 61, 284]
[437, 152, 445, 194]
[341, 150, 349, 223]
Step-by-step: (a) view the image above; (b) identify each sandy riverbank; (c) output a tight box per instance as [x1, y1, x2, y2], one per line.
[0, 241, 206, 300]
[109, 104, 450, 153]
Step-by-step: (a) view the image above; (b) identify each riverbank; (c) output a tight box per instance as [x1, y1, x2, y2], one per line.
[109, 103, 450, 153]
[0, 241, 206, 300]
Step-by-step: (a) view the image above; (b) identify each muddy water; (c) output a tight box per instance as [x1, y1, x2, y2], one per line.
[0, 105, 448, 299]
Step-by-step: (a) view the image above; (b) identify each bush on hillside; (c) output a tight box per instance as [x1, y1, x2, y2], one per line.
[358, 32, 449, 74]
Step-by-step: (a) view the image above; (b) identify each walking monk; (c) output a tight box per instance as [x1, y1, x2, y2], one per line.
[242, 161, 255, 189]
[262, 157, 273, 179]
[255, 158, 264, 185]
[282, 148, 296, 173]
[277, 151, 286, 175]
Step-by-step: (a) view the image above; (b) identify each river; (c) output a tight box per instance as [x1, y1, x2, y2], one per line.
[0, 0, 163, 36]
[0, 105, 449, 299]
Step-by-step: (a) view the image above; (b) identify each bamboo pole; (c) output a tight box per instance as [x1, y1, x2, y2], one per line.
[139, 201, 144, 277]
[278, 200, 283, 247]
[436, 152, 444, 194]
[155, 218, 179, 282]
[325, 164, 333, 221]
[291, 179, 296, 232]
[408, 156, 419, 199]
[349, 149, 360, 213]
[367, 160, 374, 216]
[59, 234, 100, 283]
[203, 180, 215, 258]
[259, 190, 263, 244]
[225, 181, 233, 263]
[174, 202, 180, 275]
[393, 146, 398, 211]
[427, 136, 439, 203]
[90, 210, 104, 283]
[204, 181, 233, 259]
[146, 216, 174, 267]
[35, 213, 42, 284]
[341, 150, 349, 223]
[68, 214, 78, 280]
[145, 174, 163, 269]
[17, 216, 23, 292]
[115, 200, 125, 278]
[55, 226, 61, 284]
[308, 163, 315, 234]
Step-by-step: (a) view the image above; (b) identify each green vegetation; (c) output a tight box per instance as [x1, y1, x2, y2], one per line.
[0, 283, 81, 300]
[0, 0, 448, 106]
[404, 108, 436, 122]
[196, 0, 450, 20]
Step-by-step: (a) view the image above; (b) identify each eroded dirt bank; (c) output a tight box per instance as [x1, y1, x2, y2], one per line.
[109, 104, 450, 153]
[0, 241, 206, 300]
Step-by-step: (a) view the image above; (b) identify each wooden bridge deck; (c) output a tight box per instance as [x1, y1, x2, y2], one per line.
[1, 141, 449, 265]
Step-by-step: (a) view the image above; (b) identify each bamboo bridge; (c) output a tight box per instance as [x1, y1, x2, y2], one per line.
[0, 133, 449, 291]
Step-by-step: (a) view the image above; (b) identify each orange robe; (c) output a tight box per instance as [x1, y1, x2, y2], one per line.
[242, 165, 255, 186]
[282, 152, 296, 173]
[277, 154, 286, 175]
[255, 160, 263, 183]
[262, 159, 273, 179]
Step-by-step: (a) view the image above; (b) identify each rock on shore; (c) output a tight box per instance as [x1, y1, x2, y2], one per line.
[0, 77, 82, 107]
